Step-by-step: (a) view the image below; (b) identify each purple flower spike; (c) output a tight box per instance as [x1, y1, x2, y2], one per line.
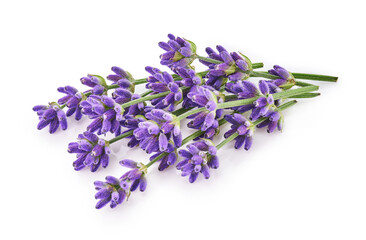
[186, 86, 223, 133]
[106, 66, 135, 90]
[119, 161, 147, 192]
[224, 113, 254, 150]
[177, 139, 218, 183]
[175, 67, 202, 87]
[257, 110, 283, 133]
[146, 67, 183, 111]
[200, 46, 252, 85]
[159, 34, 196, 69]
[80, 95, 123, 136]
[57, 86, 84, 120]
[80, 74, 107, 95]
[94, 175, 129, 209]
[120, 115, 145, 148]
[68, 132, 110, 172]
[267, 65, 295, 88]
[33, 103, 67, 134]
[134, 109, 181, 153]
[149, 143, 177, 171]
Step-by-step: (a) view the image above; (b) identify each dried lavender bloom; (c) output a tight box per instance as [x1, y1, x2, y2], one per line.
[33, 103, 67, 133]
[80, 95, 123, 136]
[177, 139, 219, 183]
[145, 67, 182, 111]
[200, 45, 251, 83]
[57, 86, 83, 120]
[268, 65, 295, 87]
[80, 74, 107, 95]
[187, 86, 224, 131]
[159, 33, 196, 69]
[133, 109, 181, 153]
[68, 131, 111, 172]
[224, 113, 253, 150]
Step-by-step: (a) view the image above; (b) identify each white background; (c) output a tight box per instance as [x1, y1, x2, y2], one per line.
[1, 0, 365, 239]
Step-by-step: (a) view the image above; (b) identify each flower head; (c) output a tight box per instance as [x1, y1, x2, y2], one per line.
[224, 113, 254, 150]
[80, 74, 107, 95]
[106, 66, 134, 90]
[149, 144, 177, 171]
[68, 131, 111, 172]
[120, 115, 145, 148]
[94, 160, 147, 209]
[57, 86, 83, 120]
[33, 103, 67, 133]
[133, 109, 181, 154]
[159, 34, 196, 69]
[80, 95, 123, 136]
[201, 46, 252, 82]
[175, 67, 202, 87]
[177, 139, 219, 183]
[256, 110, 283, 133]
[268, 65, 295, 88]
[94, 176, 127, 209]
[145, 67, 183, 111]
[186, 86, 224, 131]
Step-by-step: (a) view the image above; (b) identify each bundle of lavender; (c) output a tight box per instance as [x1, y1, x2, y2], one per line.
[33, 34, 337, 209]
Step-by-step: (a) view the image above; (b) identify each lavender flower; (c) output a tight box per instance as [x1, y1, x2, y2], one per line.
[133, 109, 181, 154]
[112, 89, 145, 116]
[149, 143, 177, 171]
[201, 46, 252, 83]
[120, 115, 145, 148]
[159, 34, 196, 69]
[224, 113, 253, 150]
[68, 131, 111, 172]
[268, 65, 295, 88]
[256, 110, 283, 133]
[57, 86, 83, 120]
[80, 95, 123, 136]
[94, 159, 147, 209]
[145, 67, 182, 111]
[80, 74, 107, 95]
[177, 139, 218, 183]
[175, 67, 202, 87]
[106, 66, 134, 90]
[33, 103, 67, 133]
[119, 159, 147, 192]
[186, 86, 224, 131]
[250, 80, 279, 121]
[94, 176, 127, 209]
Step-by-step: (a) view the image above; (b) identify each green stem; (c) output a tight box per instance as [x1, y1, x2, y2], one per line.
[176, 107, 208, 121]
[252, 71, 337, 82]
[121, 87, 189, 108]
[176, 86, 318, 121]
[292, 73, 338, 82]
[289, 93, 320, 98]
[108, 130, 134, 144]
[216, 132, 238, 150]
[145, 152, 167, 168]
[196, 55, 263, 69]
[295, 80, 315, 87]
